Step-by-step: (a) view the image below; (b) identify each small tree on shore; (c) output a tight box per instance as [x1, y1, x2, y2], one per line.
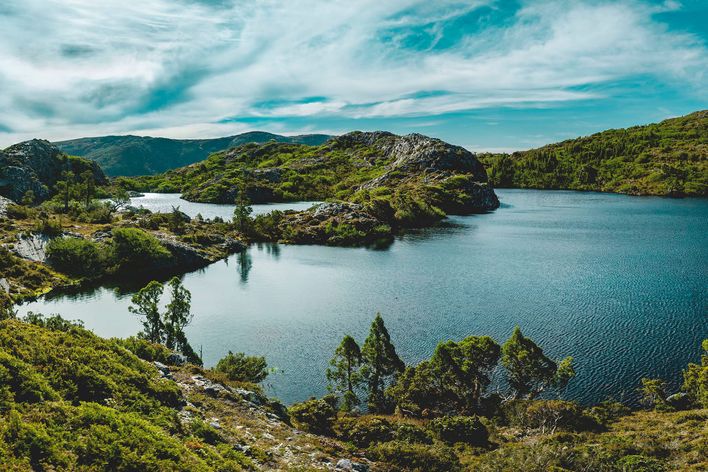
[327, 335, 363, 411]
[362, 313, 405, 412]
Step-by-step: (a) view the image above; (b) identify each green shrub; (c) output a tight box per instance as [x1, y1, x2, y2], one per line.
[428, 415, 488, 446]
[367, 440, 461, 472]
[109, 227, 170, 273]
[589, 400, 631, 425]
[213, 351, 268, 383]
[46, 237, 105, 277]
[5, 204, 34, 220]
[338, 417, 395, 447]
[116, 336, 172, 364]
[288, 394, 339, 435]
[394, 423, 433, 444]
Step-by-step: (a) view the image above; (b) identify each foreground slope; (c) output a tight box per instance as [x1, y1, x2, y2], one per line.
[55, 132, 332, 177]
[0, 318, 360, 471]
[479, 110, 707, 196]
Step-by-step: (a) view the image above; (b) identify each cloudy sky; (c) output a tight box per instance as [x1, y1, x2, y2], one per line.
[0, 0, 706, 150]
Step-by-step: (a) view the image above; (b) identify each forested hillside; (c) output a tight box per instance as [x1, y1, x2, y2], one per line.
[55, 132, 332, 177]
[479, 111, 707, 196]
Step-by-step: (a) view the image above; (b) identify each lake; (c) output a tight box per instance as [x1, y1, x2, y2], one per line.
[16, 190, 708, 405]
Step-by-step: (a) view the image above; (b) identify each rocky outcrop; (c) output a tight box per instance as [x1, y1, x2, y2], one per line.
[0, 139, 107, 202]
[280, 202, 392, 246]
[333, 131, 499, 212]
[0, 195, 15, 218]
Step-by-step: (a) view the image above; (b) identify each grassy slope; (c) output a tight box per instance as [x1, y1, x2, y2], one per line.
[0, 318, 353, 471]
[55, 132, 332, 177]
[479, 110, 708, 196]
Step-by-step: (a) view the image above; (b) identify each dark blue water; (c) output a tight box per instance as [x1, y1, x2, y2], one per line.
[17, 190, 708, 405]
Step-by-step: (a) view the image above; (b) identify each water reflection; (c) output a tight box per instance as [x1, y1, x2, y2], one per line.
[237, 251, 253, 283]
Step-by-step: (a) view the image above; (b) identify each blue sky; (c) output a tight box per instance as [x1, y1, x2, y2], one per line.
[0, 0, 706, 151]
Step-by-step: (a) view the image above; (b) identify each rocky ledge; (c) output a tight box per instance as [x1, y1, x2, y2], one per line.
[279, 202, 393, 246]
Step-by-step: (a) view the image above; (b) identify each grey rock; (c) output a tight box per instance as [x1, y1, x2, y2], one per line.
[0, 278, 10, 294]
[12, 233, 53, 262]
[666, 392, 690, 410]
[154, 361, 171, 378]
[0, 195, 15, 218]
[336, 459, 369, 471]
[167, 353, 187, 366]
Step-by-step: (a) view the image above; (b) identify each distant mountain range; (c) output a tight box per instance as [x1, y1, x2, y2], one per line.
[54, 132, 332, 176]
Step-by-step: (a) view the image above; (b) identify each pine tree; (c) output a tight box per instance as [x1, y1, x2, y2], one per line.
[361, 313, 404, 412]
[128, 280, 164, 344]
[327, 335, 363, 411]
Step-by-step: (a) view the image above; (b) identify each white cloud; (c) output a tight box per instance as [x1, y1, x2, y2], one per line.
[0, 0, 705, 145]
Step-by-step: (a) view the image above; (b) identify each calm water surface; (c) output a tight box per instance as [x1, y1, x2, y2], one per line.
[17, 190, 708, 405]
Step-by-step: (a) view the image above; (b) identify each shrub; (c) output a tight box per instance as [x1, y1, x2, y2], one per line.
[367, 441, 461, 472]
[338, 417, 395, 448]
[5, 204, 33, 220]
[288, 394, 339, 435]
[394, 423, 433, 445]
[109, 227, 170, 273]
[503, 400, 599, 433]
[213, 351, 268, 383]
[428, 415, 488, 446]
[589, 400, 631, 426]
[116, 336, 172, 364]
[46, 237, 105, 277]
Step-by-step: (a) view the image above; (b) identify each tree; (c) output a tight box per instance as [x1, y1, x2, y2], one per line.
[553, 356, 576, 398]
[327, 335, 363, 411]
[389, 336, 501, 416]
[108, 189, 130, 213]
[128, 280, 164, 344]
[21, 190, 35, 206]
[361, 313, 404, 412]
[430, 336, 501, 413]
[639, 378, 668, 410]
[128, 278, 200, 365]
[81, 171, 95, 209]
[168, 206, 186, 234]
[233, 186, 253, 233]
[55, 170, 75, 213]
[501, 327, 560, 400]
[682, 339, 708, 408]
[163, 277, 193, 353]
[215, 351, 269, 383]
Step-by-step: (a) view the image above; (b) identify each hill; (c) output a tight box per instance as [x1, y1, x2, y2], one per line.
[0, 140, 107, 203]
[479, 110, 707, 196]
[55, 132, 332, 177]
[119, 131, 499, 241]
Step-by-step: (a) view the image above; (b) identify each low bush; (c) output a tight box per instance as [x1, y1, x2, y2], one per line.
[108, 227, 170, 273]
[288, 394, 339, 435]
[367, 440, 461, 472]
[337, 417, 396, 448]
[428, 415, 488, 446]
[46, 237, 105, 277]
[394, 423, 433, 445]
[213, 351, 268, 383]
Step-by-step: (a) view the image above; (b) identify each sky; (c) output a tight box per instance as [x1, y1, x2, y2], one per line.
[0, 0, 706, 151]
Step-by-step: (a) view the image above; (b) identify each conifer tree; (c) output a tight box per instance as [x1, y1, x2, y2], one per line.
[361, 313, 404, 412]
[327, 335, 363, 411]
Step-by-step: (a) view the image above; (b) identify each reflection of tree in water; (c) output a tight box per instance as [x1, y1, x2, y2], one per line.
[255, 242, 281, 260]
[265, 243, 280, 260]
[237, 250, 252, 283]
